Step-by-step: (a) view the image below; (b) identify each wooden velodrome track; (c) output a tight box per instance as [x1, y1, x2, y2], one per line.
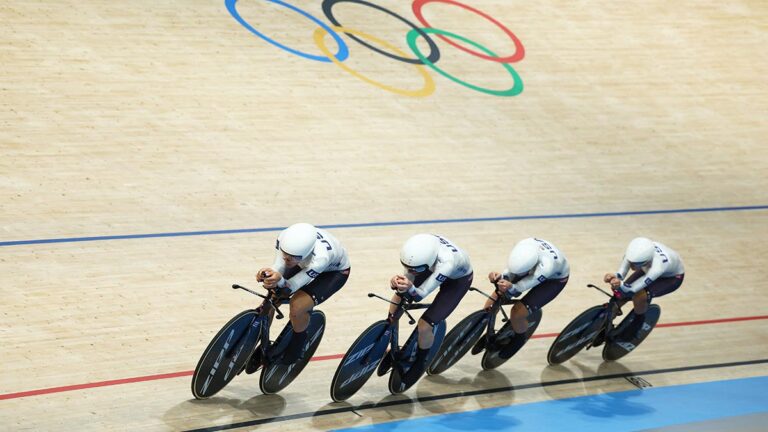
[1, 0, 767, 430]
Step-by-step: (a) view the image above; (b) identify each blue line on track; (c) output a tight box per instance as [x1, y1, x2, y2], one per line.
[334, 376, 768, 432]
[2, 204, 767, 247]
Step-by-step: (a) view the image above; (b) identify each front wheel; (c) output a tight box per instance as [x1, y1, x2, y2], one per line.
[546, 305, 606, 365]
[330, 320, 392, 402]
[427, 310, 488, 375]
[191, 310, 262, 399]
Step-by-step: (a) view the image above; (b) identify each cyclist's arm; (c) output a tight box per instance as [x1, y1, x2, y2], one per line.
[616, 258, 630, 280]
[511, 266, 547, 294]
[408, 272, 443, 301]
[280, 254, 330, 294]
[271, 240, 287, 275]
[623, 263, 664, 293]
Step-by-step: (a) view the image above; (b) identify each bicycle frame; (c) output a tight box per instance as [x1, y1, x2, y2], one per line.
[468, 286, 510, 342]
[366, 292, 429, 365]
[227, 284, 285, 359]
[585, 284, 623, 349]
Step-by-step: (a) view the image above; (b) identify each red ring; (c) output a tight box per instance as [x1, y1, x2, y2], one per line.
[411, 0, 525, 63]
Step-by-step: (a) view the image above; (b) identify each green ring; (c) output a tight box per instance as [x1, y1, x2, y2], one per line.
[406, 28, 524, 97]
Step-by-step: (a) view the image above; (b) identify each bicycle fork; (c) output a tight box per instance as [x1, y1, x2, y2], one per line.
[586, 304, 615, 350]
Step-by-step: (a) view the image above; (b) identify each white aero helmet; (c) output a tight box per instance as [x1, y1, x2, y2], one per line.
[279, 223, 317, 259]
[507, 239, 540, 276]
[400, 234, 439, 273]
[625, 237, 655, 265]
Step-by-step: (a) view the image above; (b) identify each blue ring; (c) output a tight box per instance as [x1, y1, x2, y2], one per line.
[225, 0, 349, 62]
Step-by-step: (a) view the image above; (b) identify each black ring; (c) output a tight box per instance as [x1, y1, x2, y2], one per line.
[322, 0, 440, 65]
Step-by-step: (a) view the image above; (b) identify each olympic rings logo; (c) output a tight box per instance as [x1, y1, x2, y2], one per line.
[225, 0, 525, 97]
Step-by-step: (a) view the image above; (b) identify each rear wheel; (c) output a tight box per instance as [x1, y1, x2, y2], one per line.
[603, 304, 661, 361]
[481, 308, 542, 370]
[259, 310, 327, 394]
[389, 321, 446, 394]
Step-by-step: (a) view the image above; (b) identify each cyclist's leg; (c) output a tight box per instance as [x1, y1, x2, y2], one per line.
[289, 291, 315, 333]
[301, 268, 351, 307]
[281, 269, 350, 363]
[647, 273, 684, 301]
[402, 273, 472, 383]
[420, 273, 472, 349]
[500, 277, 568, 358]
[291, 268, 350, 330]
[516, 277, 568, 331]
[623, 274, 684, 338]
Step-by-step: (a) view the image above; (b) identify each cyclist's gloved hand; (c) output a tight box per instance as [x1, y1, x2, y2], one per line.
[390, 275, 400, 291]
[488, 272, 503, 284]
[260, 269, 282, 287]
[391, 275, 412, 292]
[495, 278, 513, 292]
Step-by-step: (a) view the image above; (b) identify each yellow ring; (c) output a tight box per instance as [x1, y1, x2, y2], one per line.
[313, 26, 435, 98]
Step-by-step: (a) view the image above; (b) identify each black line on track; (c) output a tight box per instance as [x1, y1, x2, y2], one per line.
[183, 358, 768, 432]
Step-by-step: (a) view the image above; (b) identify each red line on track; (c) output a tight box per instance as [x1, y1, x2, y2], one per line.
[310, 353, 345, 362]
[0, 371, 193, 401]
[2, 314, 766, 401]
[655, 315, 768, 328]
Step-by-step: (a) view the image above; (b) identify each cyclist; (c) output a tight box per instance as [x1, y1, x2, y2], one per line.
[387, 233, 473, 387]
[604, 237, 684, 340]
[245, 222, 350, 372]
[478, 238, 570, 359]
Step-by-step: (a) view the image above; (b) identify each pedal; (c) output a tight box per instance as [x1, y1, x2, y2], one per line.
[471, 336, 486, 355]
[245, 350, 264, 375]
[589, 331, 606, 349]
[487, 334, 502, 351]
[377, 351, 393, 377]
[268, 340, 288, 359]
[612, 303, 623, 317]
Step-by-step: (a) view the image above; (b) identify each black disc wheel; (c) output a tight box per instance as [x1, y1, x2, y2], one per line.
[603, 304, 661, 361]
[481, 308, 542, 370]
[546, 305, 606, 365]
[191, 310, 262, 399]
[427, 310, 488, 375]
[388, 320, 446, 394]
[330, 320, 392, 402]
[259, 310, 326, 394]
